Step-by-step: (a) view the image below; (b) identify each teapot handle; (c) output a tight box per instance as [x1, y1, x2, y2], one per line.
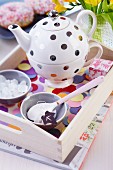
[84, 41, 103, 67]
[76, 10, 97, 39]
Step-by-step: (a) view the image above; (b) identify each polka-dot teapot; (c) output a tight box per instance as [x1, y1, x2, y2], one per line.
[9, 10, 103, 88]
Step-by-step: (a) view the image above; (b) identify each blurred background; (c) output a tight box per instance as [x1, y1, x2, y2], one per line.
[0, 0, 23, 5]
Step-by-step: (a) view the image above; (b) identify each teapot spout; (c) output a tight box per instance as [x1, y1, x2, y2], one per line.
[8, 24, 31, 52]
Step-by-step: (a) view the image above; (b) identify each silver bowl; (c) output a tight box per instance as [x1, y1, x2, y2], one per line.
[0, 69, 31, 105]
[20, 92, 68, 130]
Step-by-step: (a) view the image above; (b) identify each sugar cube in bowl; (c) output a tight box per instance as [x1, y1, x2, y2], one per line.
[0, 69, 31, 105]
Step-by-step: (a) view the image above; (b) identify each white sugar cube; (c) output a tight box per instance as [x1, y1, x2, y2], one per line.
[5, 79, 11, 86]
[18, 84, 28, 93]
[10, 79, 18, 85]
[9, 83, 18, 92]
[1, 87, 10, 98]
[0, 76, 28, 99]
[20, 80, 26, 85]
[0, 82, 7, 90]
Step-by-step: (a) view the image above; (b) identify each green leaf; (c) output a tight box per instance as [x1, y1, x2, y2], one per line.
[85, 3, 92, 10]
[102, 0, 109, 12]
[100, 13, 113, 29]
[108, 12, 113, 22]
[78, 0, 86, 9]
[108, 4, 113, 11]
[92, 6, 98, 14]
[97, 0, 103, 14]
[107, 0, 110, 5]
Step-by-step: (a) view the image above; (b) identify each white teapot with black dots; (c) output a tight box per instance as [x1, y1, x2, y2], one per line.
[9, 10, 103, 88]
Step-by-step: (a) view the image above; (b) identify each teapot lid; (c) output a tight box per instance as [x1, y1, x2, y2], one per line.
[40, 10, 70, 31]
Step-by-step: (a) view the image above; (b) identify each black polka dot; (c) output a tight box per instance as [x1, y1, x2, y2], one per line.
[74, 69, 79, 73]
[63, 66, 69, 70]
[43, 21, 48, 25]
[54, 22, 60, 27]
[62, 78, 67, 81]
[75, 50, 80, 56]
[74, 25, 79, 30]
[50, 34, 56, 40]
[61, 44, 67, 50]
[30, 50, 34, 56]
[79, 35, 83, 41]
[37, 64, 42, 69]
[50, 55, 56, 61]
[66, 31, 72, 37]
[60, 17, 66, 20]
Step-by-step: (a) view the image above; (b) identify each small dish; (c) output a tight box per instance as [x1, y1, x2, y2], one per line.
[20, 92, 67, 130]
[0, 69, 31, 105]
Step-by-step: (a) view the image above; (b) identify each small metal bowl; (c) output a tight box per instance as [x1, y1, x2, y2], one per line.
[0, 69, 31, 105]
[20, 92, 68, 130]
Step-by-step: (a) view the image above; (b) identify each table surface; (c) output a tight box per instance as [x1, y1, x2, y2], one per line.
[0, 13, 113, 170]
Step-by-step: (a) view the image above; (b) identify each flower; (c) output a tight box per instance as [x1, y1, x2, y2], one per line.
[55, 5, 67, 13]
[52, 0, 113, 29]
[84, 0, 101, 6]
[110, 0, 113, 4]
[52, 0, 67, 13]
[63, 0, 76, 2]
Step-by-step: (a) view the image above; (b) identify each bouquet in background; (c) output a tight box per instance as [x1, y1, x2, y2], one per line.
[52, 0, 113, 29]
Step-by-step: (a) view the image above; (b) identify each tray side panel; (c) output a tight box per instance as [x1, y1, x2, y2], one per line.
[59, 66, 113, 162]
[0, 110, 62, 162]
[0, 46, 26, 70]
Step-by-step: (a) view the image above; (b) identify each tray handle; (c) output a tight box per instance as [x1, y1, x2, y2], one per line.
[0, 110, 55, 138]
[0, 110, 37, 134]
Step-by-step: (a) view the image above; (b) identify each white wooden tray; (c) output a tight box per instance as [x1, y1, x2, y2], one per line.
[0, 44, 113, 163]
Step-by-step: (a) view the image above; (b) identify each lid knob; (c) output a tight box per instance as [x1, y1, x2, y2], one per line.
[48, 10, 59, 20]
